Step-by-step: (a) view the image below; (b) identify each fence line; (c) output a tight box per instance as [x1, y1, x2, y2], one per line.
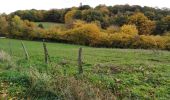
[21, 41, 29, 60]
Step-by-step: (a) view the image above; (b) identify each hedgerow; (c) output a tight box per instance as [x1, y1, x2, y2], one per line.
[1, 15, 170, 50]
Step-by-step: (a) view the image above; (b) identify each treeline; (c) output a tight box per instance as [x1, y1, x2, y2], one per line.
[0, 14, 170, 50]
[0, 4, 170, 50]
[9, 4, 170, 35]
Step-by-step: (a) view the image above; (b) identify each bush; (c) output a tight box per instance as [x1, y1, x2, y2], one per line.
[72, 20, 86, 28]
[132, 35, 168, 49]
[64, 23, 101, 45]
[106, 25, 120, 34]
[43, 27, 63, 40]
[92, 32, 112, 47]
[120, 24, 138, 35]
[111, 33, 134, 48]
[38, 24, 44, 29]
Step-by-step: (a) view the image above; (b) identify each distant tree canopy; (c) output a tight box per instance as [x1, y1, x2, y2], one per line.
[1, 13, 170, 50]
[128, 12, 156, 35]
[0, 16, 8, 34]
[7, 4, 170, 34]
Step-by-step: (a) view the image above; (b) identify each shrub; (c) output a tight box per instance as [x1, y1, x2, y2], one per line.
[120, 24, 138, 35]
[106, 25, 120, 34]
[43, 27, 62, 40]
[132, 35, 168, 49]
[64, 23, 101, 45]
[72, 20, 86, 28]
[165, 36, 170, 50]
[38, 24, 44, 29]
[111, 33, 134, 48]
[92, 32, 112, 47]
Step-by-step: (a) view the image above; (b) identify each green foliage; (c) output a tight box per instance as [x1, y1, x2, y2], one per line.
[38, 23, 44, 29]
[82, 9, 104, 22]
[110, 15, 128, 26]
[9, 4, 170, 32]
[154, 15, 170, 35]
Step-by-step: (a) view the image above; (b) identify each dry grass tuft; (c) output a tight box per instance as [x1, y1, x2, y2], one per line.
[0, 50, 11, 62]
[28, 67, 116, 100]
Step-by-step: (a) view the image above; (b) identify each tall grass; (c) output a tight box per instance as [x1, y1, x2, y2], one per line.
[0, 51, 116, 99]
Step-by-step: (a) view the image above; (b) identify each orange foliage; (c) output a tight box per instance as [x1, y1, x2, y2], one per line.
[128, 12, 155, 35]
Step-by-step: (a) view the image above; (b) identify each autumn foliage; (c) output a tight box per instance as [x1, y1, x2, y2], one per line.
[0, 14, 170, 50]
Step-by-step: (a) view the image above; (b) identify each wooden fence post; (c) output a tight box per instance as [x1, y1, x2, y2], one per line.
[78, 47, 83, 74]
[8, 40, 12, 56]
[43, 39, 50, 64]
[21, 41, 29, 60]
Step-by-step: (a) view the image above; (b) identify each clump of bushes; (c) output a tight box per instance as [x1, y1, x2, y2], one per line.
[64, 23, 101, 45]
[132, 35, 169, 49]
[1, 15, 170, 50]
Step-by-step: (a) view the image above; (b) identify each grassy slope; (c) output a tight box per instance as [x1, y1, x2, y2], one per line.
[35, 22, 65, 29]
[0, 38, 170, 99]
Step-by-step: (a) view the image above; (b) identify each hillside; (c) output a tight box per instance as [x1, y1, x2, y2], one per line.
[0, 38, 170, 99]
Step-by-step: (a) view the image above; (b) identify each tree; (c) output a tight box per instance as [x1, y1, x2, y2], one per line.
[64, 10, 77, 28]
[82, 9, 104, 22]
[128, 12, 155, 35]
[154, 15, 170, 35]
[0, 16, 8, 36]
[79, 5, 91, 10]
[110, 15, 128, 26]
[9, 15, 37, 39]
[95, 4, 110, 15]
[44, 9, 62, 22]
[9, 15, 24, 37]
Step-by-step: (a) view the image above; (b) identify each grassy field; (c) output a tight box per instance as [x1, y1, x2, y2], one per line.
[0, 38, 170, 99]
[35, 22, 65, 29]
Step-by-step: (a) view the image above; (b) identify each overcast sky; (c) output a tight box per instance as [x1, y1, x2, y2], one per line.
[0, 0, 169, 14]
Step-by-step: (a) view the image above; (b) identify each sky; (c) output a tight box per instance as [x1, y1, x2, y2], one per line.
[0, 0, 169, 14]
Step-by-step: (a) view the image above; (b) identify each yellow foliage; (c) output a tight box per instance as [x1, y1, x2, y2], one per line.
[64, 23, 100, 45]
[106, 25, 120, 34]
[64, 10, 77, 28]
[72, 20, 86, 28]
[43, 27, 62, 39]
[92, 32, 112, 47]
[111, 32, 134, 48]
[128, 12, 155, 35]
[120, 24, 138, 35]
[132, 35, 168, 49]
[0, 16, 8, 35]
